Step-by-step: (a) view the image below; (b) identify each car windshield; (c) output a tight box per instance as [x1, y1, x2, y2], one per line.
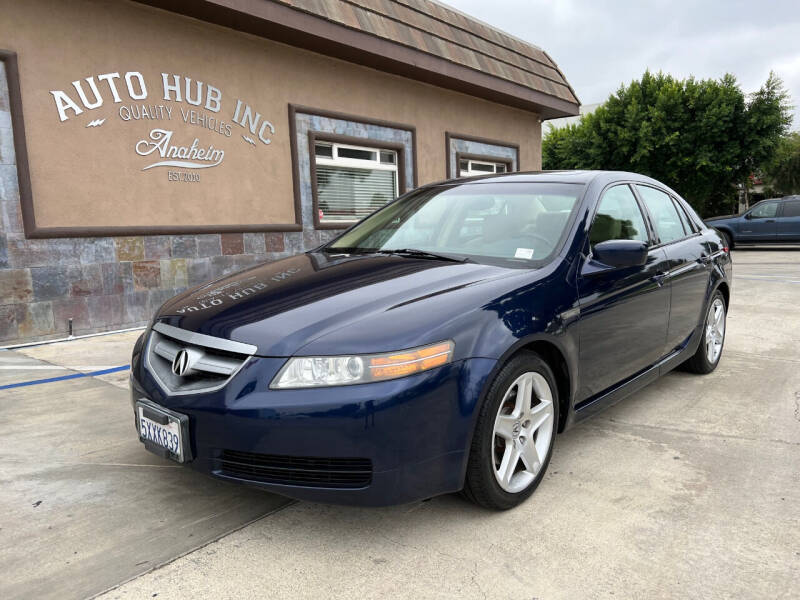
[325, 182, 584, 265]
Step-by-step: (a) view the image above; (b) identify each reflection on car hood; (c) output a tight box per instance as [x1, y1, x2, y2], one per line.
[156, 253, 519, 356]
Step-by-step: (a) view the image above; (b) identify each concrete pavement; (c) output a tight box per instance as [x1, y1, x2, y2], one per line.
[1, 249, 798, 599]
[0, 336, 289, 599]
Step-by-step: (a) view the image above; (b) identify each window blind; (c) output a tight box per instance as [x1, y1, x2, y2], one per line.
[316, 166, 397, 223]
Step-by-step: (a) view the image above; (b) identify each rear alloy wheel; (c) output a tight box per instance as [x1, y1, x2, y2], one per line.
[463, 352, 558, 510]
[684, 291, 726, 374]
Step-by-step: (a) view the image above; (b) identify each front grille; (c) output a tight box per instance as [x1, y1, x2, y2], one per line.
[145, 323, 256, 395]
[219, 449, 373, 489]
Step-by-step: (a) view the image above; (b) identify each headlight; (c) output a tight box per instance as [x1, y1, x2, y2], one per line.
[270, 341, 455, 389]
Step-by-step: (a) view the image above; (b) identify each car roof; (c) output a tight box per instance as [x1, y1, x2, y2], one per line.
[428, 170, 666, 187]
[756, 195, 800, 204]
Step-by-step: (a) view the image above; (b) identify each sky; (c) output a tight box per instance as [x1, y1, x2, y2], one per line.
[444, 0, 800, 129]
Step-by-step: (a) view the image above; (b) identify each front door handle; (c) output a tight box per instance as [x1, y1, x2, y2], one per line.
[765, 219, 776, 223]
[651, 272, 667, 286]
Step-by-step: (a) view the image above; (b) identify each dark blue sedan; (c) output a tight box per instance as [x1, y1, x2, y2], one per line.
[130, 171, 731, 510]
[705, 195, 800, 248]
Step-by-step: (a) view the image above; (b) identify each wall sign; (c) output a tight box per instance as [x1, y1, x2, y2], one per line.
[1, 0, 311, 237]
[50, 71, 275, 177]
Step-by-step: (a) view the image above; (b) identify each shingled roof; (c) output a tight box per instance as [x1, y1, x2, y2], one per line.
[275, 0, 578, 108]
[137, 0, 580, 118]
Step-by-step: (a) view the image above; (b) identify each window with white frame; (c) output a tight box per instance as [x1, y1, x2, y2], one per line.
[314, 141, 399, 225]
[459, 158, 508, 177]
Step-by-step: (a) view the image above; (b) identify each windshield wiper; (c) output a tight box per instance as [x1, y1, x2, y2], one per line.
[373, 248, 471, 263]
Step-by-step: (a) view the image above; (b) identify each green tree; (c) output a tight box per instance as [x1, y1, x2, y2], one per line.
[742, 72, 794, 204]
[762, 132, 800, 195]
[543, 71, 792, 216]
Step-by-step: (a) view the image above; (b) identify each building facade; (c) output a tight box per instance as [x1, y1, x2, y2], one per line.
[0, 0, 578, 345]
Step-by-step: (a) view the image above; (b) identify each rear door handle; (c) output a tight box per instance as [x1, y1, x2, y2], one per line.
[698, 255, 712, 265]
[651, 272, 667, 286]
[765, 219, 776, 223]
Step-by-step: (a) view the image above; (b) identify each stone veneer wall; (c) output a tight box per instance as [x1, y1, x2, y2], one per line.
[293, 110, 416, 226]
[447, 136, 518, 178]
[0, 62, 348, 346]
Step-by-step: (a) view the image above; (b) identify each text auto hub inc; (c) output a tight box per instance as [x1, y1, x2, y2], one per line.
[49, 71, 276, 169]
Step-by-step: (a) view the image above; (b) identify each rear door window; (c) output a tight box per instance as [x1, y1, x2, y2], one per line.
[782, 200, 800, 217]
[678, 198, 706, 230]
[636, 185, 687, 244]
[672, 197, 696, 233]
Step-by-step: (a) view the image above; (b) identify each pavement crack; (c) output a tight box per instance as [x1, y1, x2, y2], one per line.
[794, 392, 800, 423]
[1, 458, 181, 468]
[2, 351, 82, 375]
[381, 534, 463, 563]
[88, 500, 297, 600]
[470, 560, 487, 600]
[726, 350, 800, 364]
[592, 418, 800, 447]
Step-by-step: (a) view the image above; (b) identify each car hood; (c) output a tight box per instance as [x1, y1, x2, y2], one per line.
[705, 214, 738, 223]
[156, 253, 522, 356]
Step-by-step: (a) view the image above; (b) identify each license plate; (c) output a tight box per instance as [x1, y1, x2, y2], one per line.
[136, 400, 189, 463]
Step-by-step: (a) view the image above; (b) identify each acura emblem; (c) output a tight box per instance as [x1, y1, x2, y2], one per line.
[171, 349, 191, 376]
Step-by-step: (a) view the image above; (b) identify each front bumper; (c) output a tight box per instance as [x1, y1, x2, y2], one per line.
[130, 347, 496, 506]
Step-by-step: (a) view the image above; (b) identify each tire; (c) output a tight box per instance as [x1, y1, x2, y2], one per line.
[462, 351, 559, 510]
[719, 231, 733, 250]
[683, 290, 727, 374]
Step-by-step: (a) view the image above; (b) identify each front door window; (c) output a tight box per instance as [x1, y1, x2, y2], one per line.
[590, 185, 649, 247]
[750, 202, 778, 219]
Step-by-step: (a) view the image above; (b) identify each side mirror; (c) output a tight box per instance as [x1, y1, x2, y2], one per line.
[592, 239, 648, 268]
[744, 212, 752, 220]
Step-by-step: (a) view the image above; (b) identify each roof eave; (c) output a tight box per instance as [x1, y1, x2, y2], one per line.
[132, 0, 580, 119]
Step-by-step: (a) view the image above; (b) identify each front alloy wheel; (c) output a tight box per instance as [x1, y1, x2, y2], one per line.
[463, 351, 558, 510]
[492, 372, 555, 493]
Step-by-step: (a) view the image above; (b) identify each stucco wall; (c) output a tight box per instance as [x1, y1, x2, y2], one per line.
[0, 0, 543, 345]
